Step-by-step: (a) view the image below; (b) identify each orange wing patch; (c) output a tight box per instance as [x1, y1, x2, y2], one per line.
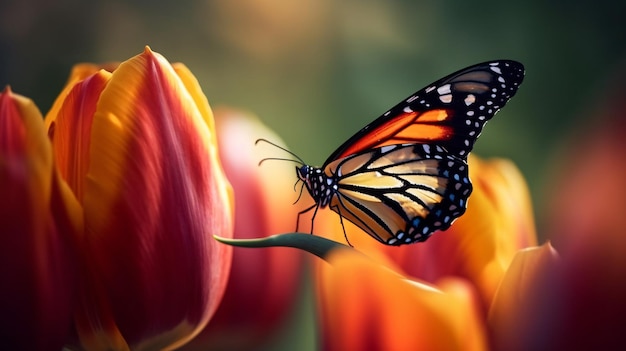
[419, 109, 450, 122]
[333, 109, 455, 161]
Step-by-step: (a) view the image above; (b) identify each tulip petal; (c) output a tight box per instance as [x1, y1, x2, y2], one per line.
[317, 249, 487, 351]
[0, 87, 80, 350]
[487, 243, 559, 350]
[49, 70, 111, 201]
[70, 48, 233, 350]
[45, 62, 120, 130]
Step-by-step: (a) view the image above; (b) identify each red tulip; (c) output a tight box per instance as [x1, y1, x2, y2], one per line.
[0, 87, 80, 350]
[45, 47, 234, 350]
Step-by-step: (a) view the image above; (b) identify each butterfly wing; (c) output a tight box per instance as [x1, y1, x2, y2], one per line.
[323, 60, 524, 166]
[325, 143, 471, 245]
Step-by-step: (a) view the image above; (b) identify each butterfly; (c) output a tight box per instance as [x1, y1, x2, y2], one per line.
[262, 60, 524, 246]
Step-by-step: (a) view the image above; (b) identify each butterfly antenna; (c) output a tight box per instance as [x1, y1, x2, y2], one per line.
[257, 157, 303, 166]
[256, 138, 305, 165]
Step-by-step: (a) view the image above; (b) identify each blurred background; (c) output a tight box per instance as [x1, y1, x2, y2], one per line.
[1, 0, 624, 349]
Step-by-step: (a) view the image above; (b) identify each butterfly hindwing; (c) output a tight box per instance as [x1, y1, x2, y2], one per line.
[326, 144, 471, 245]
[324, 60, 524, 164]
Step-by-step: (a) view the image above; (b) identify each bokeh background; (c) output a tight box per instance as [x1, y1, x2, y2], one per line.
[1, 0, 624, 349]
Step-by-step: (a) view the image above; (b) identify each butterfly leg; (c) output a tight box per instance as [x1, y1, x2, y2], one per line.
[296, 203, 317, 233]
[309, 205, 320, 234]
[336, 213, 353, 247]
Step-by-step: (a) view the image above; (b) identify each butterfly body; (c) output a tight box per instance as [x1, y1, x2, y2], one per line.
[297, 60, 524, 245]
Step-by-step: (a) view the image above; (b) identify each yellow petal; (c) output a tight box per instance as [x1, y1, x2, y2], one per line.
[443, 156, 537, 304]
[172, 63, 218, 142]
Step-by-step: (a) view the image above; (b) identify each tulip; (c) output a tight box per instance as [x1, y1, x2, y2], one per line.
[318, 248, 488, 351]
[45, 47, 234, 350]
[0, 87, 81, 350]
[306, 153, 537, 350]
[314, 155, 537, 314]
[181, 109, 304, 350]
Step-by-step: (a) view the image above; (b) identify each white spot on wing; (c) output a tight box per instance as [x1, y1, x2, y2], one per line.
[437, 84, 452, 95]
[490, 66, 502, 74]
[425, 86, 436, 93]
[380, 145, 396, 153]
[464, 94, 476, 106]
[403, 106, 413, 113]
[439, 94, 452, 103]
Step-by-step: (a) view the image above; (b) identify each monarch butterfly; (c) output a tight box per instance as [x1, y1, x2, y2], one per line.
[263, 60, 524, 246]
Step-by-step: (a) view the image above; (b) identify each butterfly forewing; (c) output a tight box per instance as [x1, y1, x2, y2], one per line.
[327, 144, 471, 245]
[324, 60, 524, 164]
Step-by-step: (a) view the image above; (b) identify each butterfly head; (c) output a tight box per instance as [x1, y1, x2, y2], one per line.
[296, 165, 315, 194]
[296, 164, 310, 181]
[296, 164, 334, 207]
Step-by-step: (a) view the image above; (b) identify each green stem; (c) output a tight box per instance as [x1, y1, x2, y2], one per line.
[213, 233, 351, 260]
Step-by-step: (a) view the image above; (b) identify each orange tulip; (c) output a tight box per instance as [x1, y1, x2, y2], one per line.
[45, 47, 234, 350]
[309, 154, 537, 350]
[0, 87, 81, 350]
[181, 109, 305, 350]
[315, 155, 537, 315]
[318, 246, 488, 351]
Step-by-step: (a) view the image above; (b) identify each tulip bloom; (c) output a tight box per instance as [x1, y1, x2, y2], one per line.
[319, 248, 488, 351]
[0, 87, 81, 350]
[45, 47, 234, 350]
[181, 109, 304, 350]
[312, 155, 537, 350]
